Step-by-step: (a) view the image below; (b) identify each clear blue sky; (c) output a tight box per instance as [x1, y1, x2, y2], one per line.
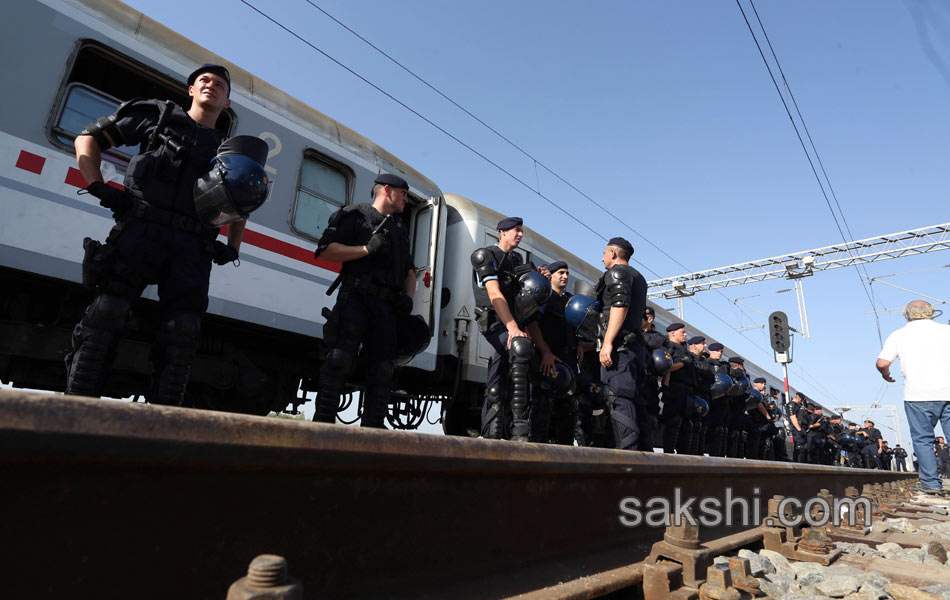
[122, 0, 950, 452]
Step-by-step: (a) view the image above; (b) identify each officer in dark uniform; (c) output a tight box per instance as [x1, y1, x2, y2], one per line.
[804, 405, 830, 464]
[704, 342, 731, 457]
[684, 335, 712, 455]
[66, 64, 256, 406]
[639, 306, 667, 451]
[789, 392, 810, 462]
[894, 444, 909, 471]
[825, 414, 845, 466]
[725, 357, 750, 458]
[881, 441, 893, 470]
[534, 260, 577, 444]
[744, 377, 772, 460]
[662, 323, 692, 453]
[312, 173, 416, 427]
[471, 217, 547, 441]
[594, 237, 648, 451]
[857, 420, 884, 469]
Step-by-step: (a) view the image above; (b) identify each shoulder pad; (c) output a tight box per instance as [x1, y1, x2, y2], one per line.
[114, 97, 160, 119]
[605, 265, 633, 307]
[471, 247, 498, 279]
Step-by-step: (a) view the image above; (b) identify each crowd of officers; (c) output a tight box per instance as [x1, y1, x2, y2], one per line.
[460, 215, 899, 468]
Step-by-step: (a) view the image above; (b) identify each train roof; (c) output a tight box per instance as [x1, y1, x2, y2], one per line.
[73, 0, 441, 196]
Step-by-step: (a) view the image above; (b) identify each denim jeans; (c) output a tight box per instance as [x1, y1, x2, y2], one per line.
[903, 401, 950, 490]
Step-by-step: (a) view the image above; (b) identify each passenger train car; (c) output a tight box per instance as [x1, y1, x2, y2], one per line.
[0, 0, 806, 434]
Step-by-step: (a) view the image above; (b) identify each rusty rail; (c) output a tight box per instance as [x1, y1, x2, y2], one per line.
[0, 390, 907, 598]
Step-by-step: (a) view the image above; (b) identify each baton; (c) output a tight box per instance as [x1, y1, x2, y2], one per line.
[326, 214, 391, 296]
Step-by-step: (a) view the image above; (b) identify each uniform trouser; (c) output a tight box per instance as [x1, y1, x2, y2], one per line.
[660, 382, 688, 453]
[65, 219, 212, 405]
[636, 377, 660, 451]
[314, 290, 398, 427]
[861, 444, 881, 469]
[602, 346, 644, 451]
[479, 323, 534, 440]
[792, 432, 807, 463]
[896, 458, 907, 472]
[574, 369, 611, 448]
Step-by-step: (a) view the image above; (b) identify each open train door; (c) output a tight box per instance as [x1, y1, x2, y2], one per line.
[401, 193, 445, 371]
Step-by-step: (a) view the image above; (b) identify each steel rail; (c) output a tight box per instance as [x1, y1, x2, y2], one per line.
[0, 391, 905, 598]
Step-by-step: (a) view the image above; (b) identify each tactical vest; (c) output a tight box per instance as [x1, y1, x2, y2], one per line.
[337, 204, 413, 290]
[472, 245, 523, 312]
[123, 100, 223, 221]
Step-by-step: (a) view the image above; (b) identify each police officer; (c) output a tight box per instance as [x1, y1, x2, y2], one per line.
[533, 260, 577, 444]
[745, 377, 772, 460]
[725, 357, 751, 458]
[789, 392, 810, 462]
[704, 342, 731, 457]
[825, 413, 845, 466]
[66, 64, 255, 406]
[639, 307, 667, 451]
[881, 441, 893, 470]
[857, 420, 884, 469]
[894, 444, 909, 472]
[685, 335, 712, 455]
[312, 173, 416, 427]
[595, 237, 648, 451]
[471, 217, 548, 441]
[662, 323, 692, 453]
[804, 405, 830, 464]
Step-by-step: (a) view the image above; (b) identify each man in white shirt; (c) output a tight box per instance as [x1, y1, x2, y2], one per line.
[876, 300, 950, 494]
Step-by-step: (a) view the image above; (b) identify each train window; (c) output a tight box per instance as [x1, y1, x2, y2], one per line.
[412, 202, 433, 268]
[290, 154, 351, 240]
[48, 41, 236, 163]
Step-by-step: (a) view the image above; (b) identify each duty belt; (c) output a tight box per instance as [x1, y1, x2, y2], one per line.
[340, 276, 401, 302]
[127, 198, 214, 237]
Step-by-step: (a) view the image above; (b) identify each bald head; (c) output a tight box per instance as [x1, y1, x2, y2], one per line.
[904, 300, 938, 321]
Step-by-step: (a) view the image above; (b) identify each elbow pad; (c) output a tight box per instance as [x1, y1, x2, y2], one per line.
[471, 248, 498, 281]
[605, 265, 633, 307]
[80, 115, 123, 151]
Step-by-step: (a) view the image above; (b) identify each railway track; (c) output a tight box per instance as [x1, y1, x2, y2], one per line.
[0, 390, 916, 598]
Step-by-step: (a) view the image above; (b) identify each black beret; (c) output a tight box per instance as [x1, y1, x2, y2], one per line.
[729, 356, 745, 365]
[607, 237, 634, 255]
[187, 64, 231, 95]
[644, 306, 655, 316]
[497, 216, 523, 231]
[707, 342, 723, 351]
[546, 261, 568, 273]
[687, 336, 706, 345]
[666, 322, 685, 332]
[753, 377, 766, 384]
[374, 173, 409, 189]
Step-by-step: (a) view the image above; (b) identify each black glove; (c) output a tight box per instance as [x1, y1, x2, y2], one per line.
[365, 231, 390, 256]
[85, 181, 132, 217]
[395, 293, 413, 317]
[213, 241, 239, 265]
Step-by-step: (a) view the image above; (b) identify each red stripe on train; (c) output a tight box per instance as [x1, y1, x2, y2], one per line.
[231, 227, 341, 273]
[15, 150, 45, 175]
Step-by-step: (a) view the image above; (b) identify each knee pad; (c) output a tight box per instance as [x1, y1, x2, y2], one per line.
[485, 383, 505, 404]
[324, 346, 357, 377]
[87, 294, 132, 328]
[509, 336, 535, 362]
[155, 312, 201, 349]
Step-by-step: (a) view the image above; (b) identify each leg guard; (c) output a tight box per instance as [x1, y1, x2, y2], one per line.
[717, 427, 730, 457]
[636, 412, 656, 452]
[314, 346, 357, 423]
[147, 312, 201, 407]
[529, 392, 553, 443]
[361, 360, 394, 428]
[608, 392, 639, 451]
[481, 384, 506, 439]
[65, 293, 131, 398]
[550, 397, 577, 446]
[662, 416, 683, 454]
[690, 421, 705, 456]
[676, 419, 691, 455]
[727, 430, 741, 458]
[746, 431, 761, 460]
[737, 431, 749, 459]
[508, 337, 534, 442]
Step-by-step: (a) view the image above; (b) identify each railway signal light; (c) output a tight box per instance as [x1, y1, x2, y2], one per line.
[769, 311, 790, 353]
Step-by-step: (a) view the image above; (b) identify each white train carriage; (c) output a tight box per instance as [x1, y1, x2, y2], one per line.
[0, 0, 446, 416]
[1, 0, 804, 431]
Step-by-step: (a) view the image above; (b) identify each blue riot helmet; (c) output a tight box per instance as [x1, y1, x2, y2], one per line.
[686, 395, 709, 419]
[194, 135, 271, 227]
[729, 374, 750, 397]
[584, 379, 608, 411]
[710, 373, 733, 399]
[838, 432, 856, 448]
[513, 270, 552, 322]
[534, 361, 575, 397]
[565, 295, 603, 341]
[650, 349, 673, 375]
[809, 434, 827, 450]
[745, 388, 763, 411]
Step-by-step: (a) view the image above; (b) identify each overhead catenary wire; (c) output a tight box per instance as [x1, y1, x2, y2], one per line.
[737, 0, 883, 345]
[242, 0, 839, 399]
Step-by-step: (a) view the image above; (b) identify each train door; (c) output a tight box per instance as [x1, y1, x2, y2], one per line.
[403, 194, 444, 371]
